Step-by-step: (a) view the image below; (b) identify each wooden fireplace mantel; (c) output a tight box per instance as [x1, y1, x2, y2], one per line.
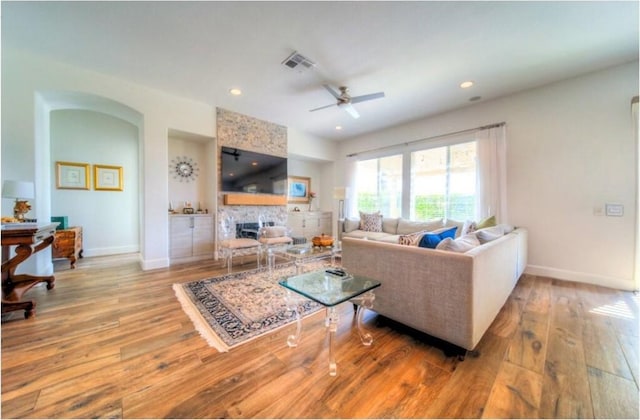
[223, 193, 287, 206]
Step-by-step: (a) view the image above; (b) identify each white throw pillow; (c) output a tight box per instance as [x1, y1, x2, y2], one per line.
[475, 225, 505, 244]
[435, 233, 480, 252]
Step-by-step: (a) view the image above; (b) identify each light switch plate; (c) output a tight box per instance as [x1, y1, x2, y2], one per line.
[605, 203, 624, 217]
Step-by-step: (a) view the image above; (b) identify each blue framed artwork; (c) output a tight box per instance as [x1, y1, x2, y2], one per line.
[288, 176, 310, 203]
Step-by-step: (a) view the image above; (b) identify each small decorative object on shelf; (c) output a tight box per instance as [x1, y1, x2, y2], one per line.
[308, 191, 316, 211]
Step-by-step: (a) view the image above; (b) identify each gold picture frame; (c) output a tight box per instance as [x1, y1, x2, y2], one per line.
[94, 164, 123, 191]
[56, 161, 90, 190]
[288, 176, 311, 203]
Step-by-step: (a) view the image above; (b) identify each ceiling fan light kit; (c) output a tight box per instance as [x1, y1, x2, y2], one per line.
[310, 84, 385, 119]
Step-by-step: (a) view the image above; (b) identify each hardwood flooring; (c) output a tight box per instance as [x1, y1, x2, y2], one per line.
[1, 254, 638, 418]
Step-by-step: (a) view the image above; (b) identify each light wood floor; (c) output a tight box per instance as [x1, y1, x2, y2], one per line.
[1, 254, 638, 419]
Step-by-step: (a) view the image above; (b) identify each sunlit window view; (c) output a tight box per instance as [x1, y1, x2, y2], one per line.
[355, 155, 402, 217]
[354, 141, 477, 221]
[411, 141, 477, 221]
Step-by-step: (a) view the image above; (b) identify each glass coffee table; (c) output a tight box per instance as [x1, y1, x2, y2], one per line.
[279, 269, 381, 376]
[268, 243, 340, 275]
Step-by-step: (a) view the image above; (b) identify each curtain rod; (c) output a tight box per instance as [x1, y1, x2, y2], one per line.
[346, 121, 506, 158]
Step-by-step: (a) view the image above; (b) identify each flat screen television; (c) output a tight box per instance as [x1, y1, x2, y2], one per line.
[220, 146, 287, 194]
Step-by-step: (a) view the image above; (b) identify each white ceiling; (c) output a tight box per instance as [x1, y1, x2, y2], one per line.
[2, 1, 638, 141]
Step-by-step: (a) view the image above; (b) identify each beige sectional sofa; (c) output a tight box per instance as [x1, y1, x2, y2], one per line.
[341, 227, 528, 351]
[338, 216, 465, 243]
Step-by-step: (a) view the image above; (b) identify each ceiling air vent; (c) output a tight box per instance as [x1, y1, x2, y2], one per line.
[282, 51, 316, 71]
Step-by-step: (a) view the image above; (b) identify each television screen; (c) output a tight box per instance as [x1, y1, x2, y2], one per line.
[220, 146, 287, 194]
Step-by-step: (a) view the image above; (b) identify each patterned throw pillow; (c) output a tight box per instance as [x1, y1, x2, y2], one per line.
[359, 211, 382, 232]
[398, 230, 428, 246]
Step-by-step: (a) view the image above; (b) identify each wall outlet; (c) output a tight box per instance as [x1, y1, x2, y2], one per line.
[605, 203, 624, 217]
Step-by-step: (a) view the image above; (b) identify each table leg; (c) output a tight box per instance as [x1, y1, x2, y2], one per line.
[286, 290, 302, 347]
[267, 248, 275, 277]
[353, 291, 375, 346]
[327, 306, 339, 376]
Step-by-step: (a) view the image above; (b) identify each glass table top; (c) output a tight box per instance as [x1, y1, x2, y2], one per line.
[282, 244, 336, 257]
[279, 270, 381, 307]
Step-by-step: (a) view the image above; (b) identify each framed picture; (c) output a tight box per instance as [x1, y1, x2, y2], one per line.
[288, 176, 311, 203]
[94, 164, 123, 191]
[56, 161, 90, 190]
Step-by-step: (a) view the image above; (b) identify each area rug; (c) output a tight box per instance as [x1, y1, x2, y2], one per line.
[173, 260, 331, 352]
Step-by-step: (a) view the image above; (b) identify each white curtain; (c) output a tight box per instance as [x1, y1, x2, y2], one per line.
[632, 97, 639, 291]
[475, 125, 507, 223]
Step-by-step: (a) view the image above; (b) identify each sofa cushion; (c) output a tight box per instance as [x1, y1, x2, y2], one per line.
[397, 218, 443, 235]
[475, 225, 505, 244]
[382, 217, 400, 234]
[360, 211, 383, 232]
[344, 217, 360, 233]
[418, 226, 457, 249]
[343, 230, 391, 241]
[436, 233, 480, 252]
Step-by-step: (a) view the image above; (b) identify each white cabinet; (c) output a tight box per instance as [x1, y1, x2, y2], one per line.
[170, 214, 214, 263]
[288, 212, 332, 240]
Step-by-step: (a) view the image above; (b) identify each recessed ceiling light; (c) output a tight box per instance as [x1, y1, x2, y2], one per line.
[229, 88, 242, 96]
[335, 125, 343, 130]
[460, 81, 474, 89]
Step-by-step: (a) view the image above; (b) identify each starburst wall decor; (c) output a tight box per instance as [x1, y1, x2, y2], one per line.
[170, 156, 200, 182]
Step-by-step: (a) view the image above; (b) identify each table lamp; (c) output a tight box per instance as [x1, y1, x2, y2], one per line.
[2, 180, 35, 221]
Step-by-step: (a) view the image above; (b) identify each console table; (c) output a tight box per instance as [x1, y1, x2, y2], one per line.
[2, 223, 58, 319]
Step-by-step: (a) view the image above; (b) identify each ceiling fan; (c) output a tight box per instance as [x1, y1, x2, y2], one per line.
[309, 85, 385, 119]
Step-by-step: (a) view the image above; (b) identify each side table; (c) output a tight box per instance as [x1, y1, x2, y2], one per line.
[52, 226, 83, 268]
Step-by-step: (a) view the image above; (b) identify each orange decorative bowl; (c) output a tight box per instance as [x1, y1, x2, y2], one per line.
[312, 234, 334, 247]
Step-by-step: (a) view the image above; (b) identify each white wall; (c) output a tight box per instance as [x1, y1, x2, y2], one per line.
[339, 61, 639, 290]
[2, 47, 217, 270]
[51, 110, 139, 256]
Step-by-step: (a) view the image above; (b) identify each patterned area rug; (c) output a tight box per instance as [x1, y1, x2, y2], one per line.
[173, 261, 330, 352]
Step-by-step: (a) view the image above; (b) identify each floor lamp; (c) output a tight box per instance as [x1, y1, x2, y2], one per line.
[333, 187, 349, 220]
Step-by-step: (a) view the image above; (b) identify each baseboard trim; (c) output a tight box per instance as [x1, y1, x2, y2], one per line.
[83, 245, 139, 257]
[525, 264, 635, 291]
[140, 256, 170, 271]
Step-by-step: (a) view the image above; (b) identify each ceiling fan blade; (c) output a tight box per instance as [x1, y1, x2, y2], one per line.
[309, 103, 337, 112]
[350, 92, 385, 104]
[341, 103, 360, 119]
[323, 84, 341, 99]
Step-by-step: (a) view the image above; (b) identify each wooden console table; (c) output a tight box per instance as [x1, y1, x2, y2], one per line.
[2, 223, 58, 319]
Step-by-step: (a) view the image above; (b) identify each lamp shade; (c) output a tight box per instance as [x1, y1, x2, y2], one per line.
[2, 180, 35, 199]
[333, 187, 349, 200]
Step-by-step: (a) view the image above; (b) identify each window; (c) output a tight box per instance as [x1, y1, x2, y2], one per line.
[355, 154, 402, 217]
[411, 141, 477, 221]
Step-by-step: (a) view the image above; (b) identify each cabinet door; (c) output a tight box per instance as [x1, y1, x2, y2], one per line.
[193, 216, 214, 256]
[287, 213, 305, 237]
[318, 213, 332, 236]
[170, 217, 192, 258]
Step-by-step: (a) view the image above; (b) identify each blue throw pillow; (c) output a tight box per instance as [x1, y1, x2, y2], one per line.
[418, 226, 458, 249]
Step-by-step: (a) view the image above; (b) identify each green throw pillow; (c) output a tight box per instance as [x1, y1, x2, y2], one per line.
[475, 215, 496, 230]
